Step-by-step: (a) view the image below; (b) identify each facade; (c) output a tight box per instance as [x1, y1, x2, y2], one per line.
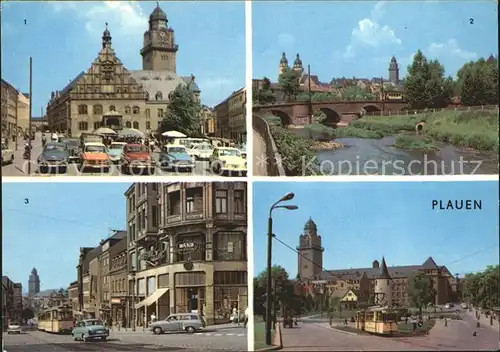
[76, 246, 101, 319]
[109, 233, 128, 327]
[228, 87, 246, 143]
[296, 218, 455, 307]
[16, 92, 30, 133]
[2, 276, 23, 326]
[28, 268, 40, 295]
[68, 281, 79, 314]
[125, 182, 248, 327]
[1, 79, 19, 141]
[200, 105, 216, 136]
[46, 4, 200, 137]
[214, 98, 230, 139]
[32, 116, 49, 132]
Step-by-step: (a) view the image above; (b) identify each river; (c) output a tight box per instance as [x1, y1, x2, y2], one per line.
[312, 136, 499, 176]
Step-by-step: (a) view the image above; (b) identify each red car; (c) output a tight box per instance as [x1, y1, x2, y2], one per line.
[120, 144, 155, 174]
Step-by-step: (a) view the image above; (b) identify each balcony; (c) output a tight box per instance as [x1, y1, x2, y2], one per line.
[136, 229, 158, 244]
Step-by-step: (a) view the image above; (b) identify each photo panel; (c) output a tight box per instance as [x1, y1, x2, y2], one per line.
[253, 180, 499, 350]
[2, 181, 249, 351]
[1, 1, 247, 178]
[251, 1, 498, 176]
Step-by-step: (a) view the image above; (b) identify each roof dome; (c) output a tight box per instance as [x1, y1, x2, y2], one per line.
[390, 56, 397, 63]
[150, 4, 167, 21]
[280, 52, 288, 64]
[304, 217, 317, 231]
[294, 53, 302, 66]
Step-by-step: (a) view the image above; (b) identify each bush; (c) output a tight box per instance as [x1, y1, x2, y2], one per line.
[270, 126, 319, 176]
[333, 126, 385, 139]
[393, 135, 439, 152]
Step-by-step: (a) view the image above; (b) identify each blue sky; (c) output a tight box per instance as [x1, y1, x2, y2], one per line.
[253, 1, 498, 82]
[1, 1, 245, 111]
[253, 181, 500, 278]
[2, 182, 130, 291]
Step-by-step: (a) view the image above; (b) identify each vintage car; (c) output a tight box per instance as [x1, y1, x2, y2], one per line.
[158, 145, 195, 172]
[7, 322, 22, 334]
[72, 319, 109, 342]
[1, 142, 14, 165]
[150, 313, 205, 335]
[121, 143, 155, 174]
[107, 142, 127, 164]
[187, 143, 213, 161]
[209, 147, 247, 176]
[60, 138, 81, 163]
[79, 142, 110, 172]
[239, 148, 247, 160]
[37, 142, 70, 174]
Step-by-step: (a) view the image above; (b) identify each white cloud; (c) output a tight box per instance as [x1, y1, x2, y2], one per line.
[342, 1, 401, 59]
[1, 23, 14, 38]
[277, 33, 295, 47]
[427, 39, 477, 61]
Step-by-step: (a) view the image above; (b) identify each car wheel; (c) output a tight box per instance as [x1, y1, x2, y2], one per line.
[185, 326, 195, 334]
[211, 162, 221, 174]
[72, 333, 77, 341]
[81, 333, 87, 342]
[153, 327, 163, 335]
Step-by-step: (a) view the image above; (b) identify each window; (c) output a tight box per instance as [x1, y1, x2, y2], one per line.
[109, 105, 116, 112]
[175, 234, 205, 262]
[214, 271, 247, 285]
[132, 106, 140, 114]
[125, 121, 132, 128]
[215, 190, 227, 214]
[93, 121, 101, 130]
[142, 208, 146, 229]
[234, 190, 244, 214]
[145, 109, 150, 118]
[155, 92, 163, 100]
[186, 187, 203, 213]
[168, 191, 181, 216]
[157, 108, 164, 118]
[93, 105, 103, 115]
[78, 105, 88, 115]
[213, 232, 246, 260]
[124, 106, 131, 114]
[147, 276, 156, 296]
[151, 205, 158, 227]
[78, 122, 88, 131]
[146, 121, 151, 130]
[133, 121, 139, 129]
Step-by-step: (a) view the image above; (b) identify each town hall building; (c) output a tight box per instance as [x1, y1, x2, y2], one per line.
[47, 4, 200, 137]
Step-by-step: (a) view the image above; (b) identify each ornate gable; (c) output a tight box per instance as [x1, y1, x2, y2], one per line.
[69, 48, 147, 101]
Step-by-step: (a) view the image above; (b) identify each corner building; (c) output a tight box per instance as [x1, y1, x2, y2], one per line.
[125, 182, 247, 327]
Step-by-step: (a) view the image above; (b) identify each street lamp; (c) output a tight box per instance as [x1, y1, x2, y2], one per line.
[266, 192, 297, 346]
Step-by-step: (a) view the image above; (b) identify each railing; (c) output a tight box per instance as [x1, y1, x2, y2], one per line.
[364, 105, 499, 117]
[252, 113, 286, 177]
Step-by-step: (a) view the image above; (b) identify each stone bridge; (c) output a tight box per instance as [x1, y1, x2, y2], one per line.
[253, 100, 407, 126]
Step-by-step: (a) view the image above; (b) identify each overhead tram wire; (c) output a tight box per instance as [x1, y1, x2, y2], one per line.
[271, 234, 499, 281]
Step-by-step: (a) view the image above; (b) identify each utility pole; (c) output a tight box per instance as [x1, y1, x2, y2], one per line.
[308, 64, 312, 124]
[381, 77, 385, 115]
[28, 57, 33, 175]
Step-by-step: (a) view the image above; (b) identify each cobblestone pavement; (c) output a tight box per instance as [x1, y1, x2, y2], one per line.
[252, 129, 268, 176]
[3, 326, 247, 351]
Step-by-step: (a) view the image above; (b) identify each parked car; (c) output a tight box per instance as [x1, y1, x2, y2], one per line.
[187, 143, 214, 161]
[107, 142, 127, 164]
[158, 145, 195, 172]
[79, 142, 110, 172]
[37, 142, 70, 174]
[461, 303, 468, 309]
[72, 319, 109, 342]
[60, 138, 81, 163]
[7, 322, 22, 334]
[1, 142, 14, 165]
[150, 313, 205, 335]
[121, 143, 155, 174]
[209, 147, 247, 176]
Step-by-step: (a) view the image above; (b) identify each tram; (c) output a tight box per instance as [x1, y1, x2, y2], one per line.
[355, 306, 398, 335]
[37, 305, 73, 334]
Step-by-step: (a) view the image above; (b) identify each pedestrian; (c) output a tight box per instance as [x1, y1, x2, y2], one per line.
[244, 307, 248, 328]
[151, 313, 156, 324]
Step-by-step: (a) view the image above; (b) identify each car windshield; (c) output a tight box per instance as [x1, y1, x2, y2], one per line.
[126, 145, 148, 153]
[219, 149, 240, 157]
[63, 140, 79, 146]
[86, 320, 103, 326]
[45, 144, 66, 152]
[198, 144, 213, 150]
[110, 144, 125, 150]
[85, 145, 105, 153]
[168, 147, 186, 153]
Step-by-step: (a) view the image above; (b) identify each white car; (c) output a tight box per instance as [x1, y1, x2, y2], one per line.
[461, 303, 468, 309]
[1, 143, 14, 165]
[188, 143, 214, 160]
[107, 142, 127, 163]
[7, 322, 21, 334]
[209, 147, 247, 175]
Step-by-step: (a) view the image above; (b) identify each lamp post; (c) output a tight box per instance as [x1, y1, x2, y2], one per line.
[266, 192, 298, 346]
[131, 268, 136, 332]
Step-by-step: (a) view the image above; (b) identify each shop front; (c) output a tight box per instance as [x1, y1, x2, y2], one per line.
[110, 297, 126, 328]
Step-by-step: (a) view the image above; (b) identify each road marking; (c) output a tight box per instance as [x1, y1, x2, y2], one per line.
[226, 333, 234, 336]
[214, 333, 222, 336]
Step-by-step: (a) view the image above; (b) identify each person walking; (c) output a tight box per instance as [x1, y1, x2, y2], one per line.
[244, 306, 249, 328]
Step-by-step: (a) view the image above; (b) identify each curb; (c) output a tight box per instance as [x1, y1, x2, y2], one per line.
[316, 323, 359, 336]
[255, 323, 283, 352]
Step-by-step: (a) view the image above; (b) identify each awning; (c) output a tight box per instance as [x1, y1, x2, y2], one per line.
[135, 288, 169, 309]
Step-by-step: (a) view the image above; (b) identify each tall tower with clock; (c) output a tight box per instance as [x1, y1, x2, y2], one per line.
[140, 3, 179, 72]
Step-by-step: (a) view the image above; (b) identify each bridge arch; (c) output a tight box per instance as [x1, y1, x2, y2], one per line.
[317, 107, 341, 127]
[271, 109, 292, 126]
[362, 104, 382, 115]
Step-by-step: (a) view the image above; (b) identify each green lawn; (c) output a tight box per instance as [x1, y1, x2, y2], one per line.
[254, 316, 275, 350]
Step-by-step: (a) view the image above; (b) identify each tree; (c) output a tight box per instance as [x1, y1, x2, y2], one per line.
[458, 57, 499, 106]
[407, 272, 437, 316]
[463, 265, 499, 309]
[403, 50, 453, 109]
[342, 86, 376, 101]
[278, 67, 300, 101]
[158, 84, 202, 137]
[255, 265, 289, 288]
[254, 77, 276, 105]
[21, 307, 35, 321]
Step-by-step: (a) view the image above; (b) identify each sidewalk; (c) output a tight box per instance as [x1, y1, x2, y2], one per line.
[464, 308, 499, 332]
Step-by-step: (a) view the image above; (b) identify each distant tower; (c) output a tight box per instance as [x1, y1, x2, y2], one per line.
[373, 257, 392, 307]
[279, 52, 289, 76]
[28, 268, 40, 295]
[141, 3, 178, 72]
[388, 56, 399, 84]
[292, 53, 303, 75]
[297, 218, 324, 280]
[102, 23, 112, 49]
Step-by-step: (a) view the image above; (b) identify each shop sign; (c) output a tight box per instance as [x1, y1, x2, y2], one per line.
[177, 241, 198, 254]
[110, 298, 121, 304]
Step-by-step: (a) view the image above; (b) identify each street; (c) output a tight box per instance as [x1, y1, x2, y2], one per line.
[280, 309, 499, 351]
[1, 133, 245, 177]
[3, 325, 247, 351]
[253, 129, 268, 176]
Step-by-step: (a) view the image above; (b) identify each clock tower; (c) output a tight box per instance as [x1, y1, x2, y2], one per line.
[141, 3, 179, 72]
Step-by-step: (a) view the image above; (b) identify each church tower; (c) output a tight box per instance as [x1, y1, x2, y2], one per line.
[297, 218, 324, 280]
[373, 257, 392, 307]
[292, 53, 304, 76]
[141, 3, 179, 72]
[28, 268, 40, 295]
[388, 56, 399, 84]
[102, 23, 112, 50]
[279, 52, 289, 76]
